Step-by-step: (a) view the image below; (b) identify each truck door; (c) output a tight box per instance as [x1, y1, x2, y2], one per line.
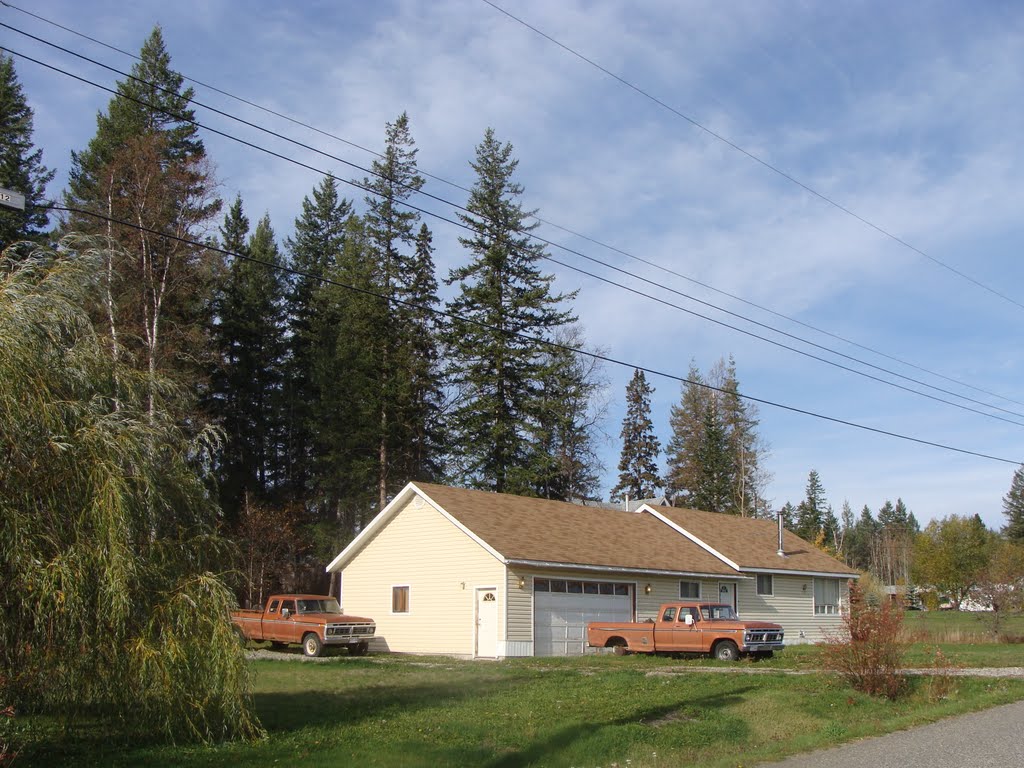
[279, 598, 298, 643]
[671, 606, 704, 653]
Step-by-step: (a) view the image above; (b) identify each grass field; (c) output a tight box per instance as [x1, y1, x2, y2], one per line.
[902, 609, 1024, 644]
[17, 646, 1024, 768]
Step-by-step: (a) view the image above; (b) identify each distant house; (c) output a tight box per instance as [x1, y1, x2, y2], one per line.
[326, 482, 857, 658]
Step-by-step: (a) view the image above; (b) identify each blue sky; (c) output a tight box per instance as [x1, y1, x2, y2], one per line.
[6, 0, 1023, 530]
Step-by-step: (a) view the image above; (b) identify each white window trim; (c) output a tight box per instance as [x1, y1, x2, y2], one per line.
[756, 574, 774, 597]
[391, 584, 411, 615]
[813, 578, 840, 616]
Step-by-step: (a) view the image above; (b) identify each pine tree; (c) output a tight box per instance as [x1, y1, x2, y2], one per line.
[795, 469, 828, 542]
[665, 357, 767, 514]
[445, 128, 576, 494]
[283, 176, 353, 503]
[610, 369, 662, 502]
[62, 26, 220, 406]
[531, 326, 606, 501]
[0, 54, 55, 252]
[1003, 465, 1024, 542]
[359, 114, 439, 507]
[210, 203, 288, 520]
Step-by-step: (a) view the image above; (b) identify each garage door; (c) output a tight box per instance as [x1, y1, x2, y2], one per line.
[533, 578, 633, 656]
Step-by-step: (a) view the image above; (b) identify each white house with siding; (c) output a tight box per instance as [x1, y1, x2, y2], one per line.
[326, 482, 858, 658]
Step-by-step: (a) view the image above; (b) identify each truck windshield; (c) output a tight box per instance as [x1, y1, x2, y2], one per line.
[701, 605, 738, 621]
[296, 598, 341, 614]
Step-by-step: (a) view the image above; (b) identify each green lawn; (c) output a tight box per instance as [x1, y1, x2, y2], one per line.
[18, 651, 1024, 768]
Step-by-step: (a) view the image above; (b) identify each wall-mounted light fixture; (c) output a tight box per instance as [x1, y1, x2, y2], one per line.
[518, 577, 526, 589]
[644, 583, 652, 595]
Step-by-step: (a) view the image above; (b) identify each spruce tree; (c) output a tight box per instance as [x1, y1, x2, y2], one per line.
[283, 176, 353, 504]
[0, 54, 55, 252]
[445, 128, 576, 494]
[1003, 465, 1024, 542]
[359, 113, 439, 507]
[211, 203, 288, 520]
[531, 326, 606, 501]
[610, 369, 662, 502]
[665, 357, 766, 514]
[795, 469, 827, 541]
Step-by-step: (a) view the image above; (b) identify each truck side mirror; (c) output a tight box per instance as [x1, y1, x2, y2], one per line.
[684, 614, 694, 626]
[281, 608, 290, 618]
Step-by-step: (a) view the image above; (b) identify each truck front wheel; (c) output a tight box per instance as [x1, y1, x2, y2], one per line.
[713, 640, 739, 662]
[302, 633, 324, 658]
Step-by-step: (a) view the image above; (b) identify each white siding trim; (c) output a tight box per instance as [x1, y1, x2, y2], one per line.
[327, 482, 506, 573]
[505, 558, 739, 579]
[641, 507, 741, 570]
[741, 566, 859, 579]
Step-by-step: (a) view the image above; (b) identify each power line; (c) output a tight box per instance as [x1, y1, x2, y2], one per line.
[8, 39, 1024, 429]
[2, 5, 1020, 412]
[47, 202, 1024, 467]
[480, 0, 1024, 313]
[4, 9, 1019, 415]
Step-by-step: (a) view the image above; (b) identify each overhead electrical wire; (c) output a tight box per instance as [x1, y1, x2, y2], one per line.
[1, 3, 1020, 413]
[480, 0, 1024, 313]
[7, 38, 1024, 431]
[46, 201, 1024, 468]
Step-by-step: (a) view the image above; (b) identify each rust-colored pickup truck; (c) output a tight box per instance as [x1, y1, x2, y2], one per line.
[587, 602, 784, 661]
[232, 594, 376, 657]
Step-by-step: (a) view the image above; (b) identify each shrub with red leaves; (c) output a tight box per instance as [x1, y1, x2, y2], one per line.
[822, 582, 909, 699]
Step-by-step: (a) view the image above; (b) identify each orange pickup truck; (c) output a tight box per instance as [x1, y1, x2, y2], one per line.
[587, 602, 784, 661]
[232, 594, 376, 657]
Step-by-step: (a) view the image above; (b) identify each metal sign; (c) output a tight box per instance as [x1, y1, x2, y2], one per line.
[0, 187, 26, 210]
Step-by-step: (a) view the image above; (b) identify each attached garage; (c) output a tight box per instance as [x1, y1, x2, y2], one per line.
[533, 578, 633, 656]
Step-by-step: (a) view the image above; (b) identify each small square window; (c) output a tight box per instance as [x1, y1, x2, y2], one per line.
[583, 583, 599, 594]
[550, 580, 567, 593]
[613, 584, 629, 596]
[756, 574, 774, 596]
[567, 581, 583, 594]
[679, 581, 700, 599]
[534, 579, 549, 592]
[599, 583, 614, 595]
[392, 586, 409, 613]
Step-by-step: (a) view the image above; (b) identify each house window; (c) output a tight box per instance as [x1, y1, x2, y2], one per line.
[679, 580, 700, 599]
[814, 579, 840, 615]
[756, 574, 774, 596]
[392, 586, 410, 613]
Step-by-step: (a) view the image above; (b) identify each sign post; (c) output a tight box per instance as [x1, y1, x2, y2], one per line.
[0, 187, 26, 210]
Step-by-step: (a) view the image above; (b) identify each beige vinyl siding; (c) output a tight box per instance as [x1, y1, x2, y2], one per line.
[634, 577, 727, 619]
[340, 494, 505, 656]
[506, 569, 533, 646]
[737, 574, 848, 643]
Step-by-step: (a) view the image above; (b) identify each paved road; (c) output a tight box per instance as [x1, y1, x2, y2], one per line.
[757, 698, 1024, 768]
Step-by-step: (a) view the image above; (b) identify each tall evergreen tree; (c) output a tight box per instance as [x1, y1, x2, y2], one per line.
[531, 326, 606, 501]
[210, 202, 288, 520]
[62, 26, 220, 406]
[445, 128, 576, 494]
[283, 176, 353, 504]
[795, 469, 828, 542]
[358, 115, 441, 507]
[610, 369, 662, 502]
[1003, 464, 1024, 542]
[0, 54, 55, 252]
[665, 357, 767, 514]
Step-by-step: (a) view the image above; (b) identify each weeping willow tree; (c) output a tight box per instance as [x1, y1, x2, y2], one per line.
[0, 240, 262, 743]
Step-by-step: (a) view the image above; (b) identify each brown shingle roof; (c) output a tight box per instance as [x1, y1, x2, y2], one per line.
[651, 504, 858, 576]
[414, 483, 736, 576]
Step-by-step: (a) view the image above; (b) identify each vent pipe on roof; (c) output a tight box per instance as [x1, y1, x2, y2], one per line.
[624, 493, 630, 512]
[777, 511, 785, 557]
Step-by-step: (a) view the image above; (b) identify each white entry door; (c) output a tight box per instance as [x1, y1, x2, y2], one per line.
[718, 582, 737, 610]
[475, 588, 498, 658]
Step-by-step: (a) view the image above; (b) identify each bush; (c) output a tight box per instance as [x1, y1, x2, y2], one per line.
[822, 583, 908, 699]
